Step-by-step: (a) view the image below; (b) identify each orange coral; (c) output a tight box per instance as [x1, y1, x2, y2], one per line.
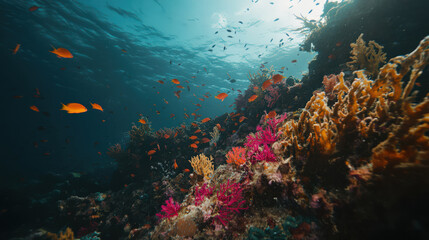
[226, 147, 247, 166]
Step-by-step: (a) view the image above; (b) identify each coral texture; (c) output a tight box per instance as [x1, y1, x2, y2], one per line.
[189, 154, 215, 180]
[156, 197, 180, 220]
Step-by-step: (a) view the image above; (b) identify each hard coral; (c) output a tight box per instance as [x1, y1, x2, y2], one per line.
[156, 197, 180, 220]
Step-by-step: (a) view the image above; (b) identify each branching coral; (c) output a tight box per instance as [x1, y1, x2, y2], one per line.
[322, 74, 340, 100]
[189, 154, 214, 180]
[265, 86, 281, 108]
[214, 180, 247, 228]
[248, 66, 275, 86]
[209, 126, 221, 146]
[347, 33, 387, 77]
[194, 183, 214, 206]
[156, 197, 180, 220]
[226, 147, 247, 166]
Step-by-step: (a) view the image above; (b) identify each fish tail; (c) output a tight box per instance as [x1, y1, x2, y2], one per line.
[60, 103, 68, 111]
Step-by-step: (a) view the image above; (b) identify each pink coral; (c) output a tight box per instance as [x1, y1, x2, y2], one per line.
[322, 74, 339, 100]
[245, 114, 286, 163]
[156, 197, 180, 220]
[195, 183, 214, 206]
[214, 180, 247, 228]
[264, 85, 281, 108]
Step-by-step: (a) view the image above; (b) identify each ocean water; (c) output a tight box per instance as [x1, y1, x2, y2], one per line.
[1, 0, 428, 239]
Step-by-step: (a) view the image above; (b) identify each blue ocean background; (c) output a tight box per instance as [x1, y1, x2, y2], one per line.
[0, 0, 322, 181]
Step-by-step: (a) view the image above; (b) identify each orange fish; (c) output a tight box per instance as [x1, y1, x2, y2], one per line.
[201, 138, 210, 143]
[50, 45, 73, 58]
[156, 110, 160, 115]
[60, 103, 87, 114]
[173, 159, 178, 169]
[201, 117, 211, 123]
[215, 93, 228, 101]
[184, 113, 190, 118]
[176, 85, 185, 89]
[198, 98, 205, 101]
[239, 116, 247, 122]
[190, 143, 198, 149]
[164, 134, 170, 139]
[248, 94, 258, 102]
[336, 41, 342, 47]
[183, 169, 190, 173]
[174, 90, 181, 99]
[90, 102, 103, 111]
[30, 105, 39, 112]
[262, 79, 273, 90]
[189, 136, 198, 140]
[142, 224, 151, 230]
[172, 79, 180, 84]
[157, 80, 164, 84]
[130, 173, 135, 178]
[121, 49, 127, 53]
[253, 86, 259, 90]
[170, 113, 175, 118]
[216, 123, 221, 130]
[12, 44, 20, 54]
[272, 74, 284, 84]
[194, 129, 201, 133]
[191, 123, 198, 127]
[29, 6, 39, 11]
[266, 110, 277, 119]
[148, 150, 156, 156]
[174, 132, 178, 138]
[180, 188, 189, 192]
[163, 98, 169, 104]
[139, 119, 147, 124]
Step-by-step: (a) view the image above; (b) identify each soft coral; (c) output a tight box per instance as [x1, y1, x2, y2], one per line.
[156, 197, 180, 220]
[214, 180, 247, 228]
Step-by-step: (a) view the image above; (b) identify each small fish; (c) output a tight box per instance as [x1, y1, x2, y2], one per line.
[227, 29, 232, 32]
[215, 93, 228, 101]
[60, 103, 87, 114]
[272, 74, 284, 84]
[274, 18, 279, 22]
[227, 36, 233, 38]
[173, 159, 178, 169]
[328, 54, 335, 60]
[121, 49, 127, 53]
[190, 143, 198, 149]
[212, 44, 216, 48]
[201, 117, 211, 123]
[90, 102, 103, 111]
[239, 21, 243, 24]
[191, 122, 198, 127]
[170, 113, 175, 118]
[148, 150, 156, 156]
[262, 79, 273, 90]
[30, 105, 39, 112]
[266, 110, 277, 119]
[12, 44, 20, 54]
[270, 38, 273, 42]
[291, 59, 297, 63]
[308, 9, 313, 14]
[248, 94, 258, 102]
[224, 46, 226, 50]
[50, 45, 73, 58]
[336, 41, 342, 47]
[183, 169, 190, 173]
[156, 110, 160, 114]
[174, 90, 182, 99]
[157, 80, 164, 84]
[29, 6, 39, 12]
[130, 173, 135, 178]
[214, 31, 218, 34]
[180, 188, 189, 192]
[164, 134, 170, 139]
[239, 116, 247, 122]
[139, 119, 147, 124]
[163, 98, 169, 104]
[253, 86, 259, 90]
[171, 79, 180, 84]
[189, 136, 198, 140]
[201, 138, 210, 143]
[176, 85, 185, 89]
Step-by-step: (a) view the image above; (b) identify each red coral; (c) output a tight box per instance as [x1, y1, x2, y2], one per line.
[214, 180, 247, 228]
[156, 197, 180, 220]
[226, 147, 247, 166]
[195, 183, 214, 206]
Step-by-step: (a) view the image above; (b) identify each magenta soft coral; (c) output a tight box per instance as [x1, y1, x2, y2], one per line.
[156, 197, 180, 220]
[195, 183, 214, 206]
[244, 113, 286, 163]
[214, 180, 247, 228]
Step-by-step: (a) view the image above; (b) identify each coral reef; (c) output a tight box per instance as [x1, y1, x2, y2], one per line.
[347, 33, 387, 77]
[189, 153, 215, 180]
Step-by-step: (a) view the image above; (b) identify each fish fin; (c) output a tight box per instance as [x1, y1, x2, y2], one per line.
[60, 103, 68, 111]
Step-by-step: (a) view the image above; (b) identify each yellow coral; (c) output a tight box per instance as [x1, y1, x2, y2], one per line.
[189, 153, 214, 180]
[46, 227, 74, 240]
[347, 33, 387, 77]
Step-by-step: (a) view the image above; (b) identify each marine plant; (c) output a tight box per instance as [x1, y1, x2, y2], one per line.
[156, 197, 180, 220]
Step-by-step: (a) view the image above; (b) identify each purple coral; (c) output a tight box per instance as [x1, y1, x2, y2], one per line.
[214, 180, 247, 228]
[156, 197, 180, 220]
[195, 183, 214, 206]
